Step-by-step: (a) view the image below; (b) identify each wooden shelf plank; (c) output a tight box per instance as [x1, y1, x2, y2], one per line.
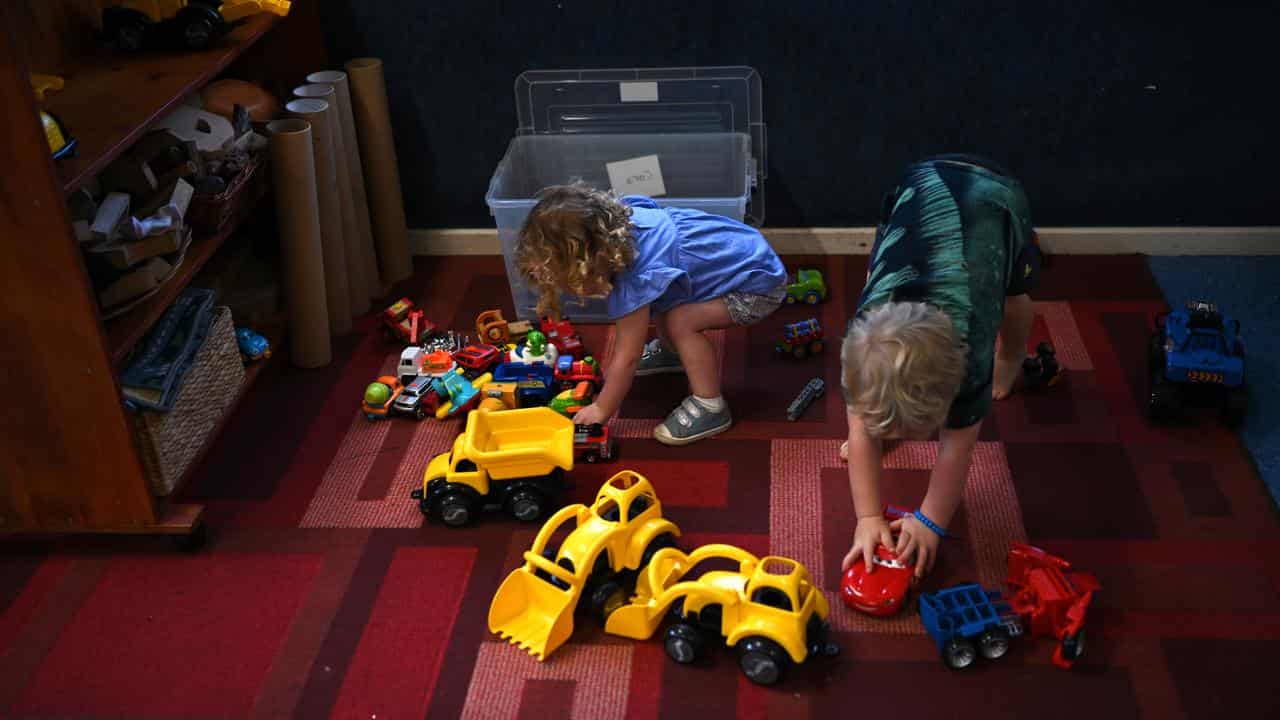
[44, 13, 279, 194]
[104, 191, 265, 369]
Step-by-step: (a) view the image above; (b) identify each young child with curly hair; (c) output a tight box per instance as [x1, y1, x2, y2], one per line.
[840, 154, 1042, 578]
[517, 184, 786, 445]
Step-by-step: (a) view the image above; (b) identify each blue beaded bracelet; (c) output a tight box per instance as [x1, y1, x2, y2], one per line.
[913, 509, 947, 538]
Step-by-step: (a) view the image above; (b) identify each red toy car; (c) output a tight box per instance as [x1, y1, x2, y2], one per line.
[840, 505, 917, 616]
[555, 355, 602, 392]
[454, 344, 502, 377]
[1005, 542, 1101, 669]
[541, 317, 585, 359]
[382, 297, 436, 345]
[573, 423, 614, 463]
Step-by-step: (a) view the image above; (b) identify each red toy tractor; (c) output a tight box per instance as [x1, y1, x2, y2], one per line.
[1005, 542, 1101, 669]
[541, 317, 585, 359]
[382, 297, 436, 345]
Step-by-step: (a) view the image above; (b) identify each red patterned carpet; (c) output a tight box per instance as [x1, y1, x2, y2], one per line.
[3, 255, 1279, 720]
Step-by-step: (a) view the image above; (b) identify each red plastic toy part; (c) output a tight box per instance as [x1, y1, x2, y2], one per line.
[1005, 542, 1101, 669]
[540, 317, 585, 359]
[840, 545, 915, 616]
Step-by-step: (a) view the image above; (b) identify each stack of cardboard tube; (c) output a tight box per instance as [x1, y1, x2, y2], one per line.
[268, 58, 413, 368]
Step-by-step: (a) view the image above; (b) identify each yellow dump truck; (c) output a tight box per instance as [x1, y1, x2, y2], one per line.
[411, 406, 574, 528]
[489, 471, 681, 661]
[605, 545, 839, 685]
[101, 1, 292, 51]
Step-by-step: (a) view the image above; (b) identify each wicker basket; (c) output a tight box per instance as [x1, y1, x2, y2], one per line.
[132, 306, 246, 496]
[187, 153, 266, 237]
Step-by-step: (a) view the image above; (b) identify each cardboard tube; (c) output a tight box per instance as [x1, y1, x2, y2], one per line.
[266, 119, 331, 368]
[285, 96, 352, 335]
[308, 70, 383, 297]
[345, 58, 413, 285]
[294, 84, 370, 315]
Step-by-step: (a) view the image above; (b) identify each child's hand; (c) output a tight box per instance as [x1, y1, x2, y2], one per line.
[890, 515, 941, 578]
[572, 403, 610, 426]
[842, 515, 895, 573]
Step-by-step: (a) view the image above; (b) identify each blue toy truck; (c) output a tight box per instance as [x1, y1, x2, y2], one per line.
[919, 584, 1023, 670]
[1149, 300, 1247, 426]
[492, 362, 555, 407]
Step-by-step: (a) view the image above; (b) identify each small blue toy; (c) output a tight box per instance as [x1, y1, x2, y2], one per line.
[431, 372, 482, 419]
[1149, 300, 1247, 426]
[919, 584, 1023, 670]
[235, 327, 272, 362]
[493, 361, 555, 407]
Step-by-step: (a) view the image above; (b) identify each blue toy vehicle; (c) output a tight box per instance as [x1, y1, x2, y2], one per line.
[235, 327, 272, 362]
[493, 362, 555, 407]
[1149, 300, 1247, 426]
[919, 584, 1023, 670]
[431, 372, 482, 419]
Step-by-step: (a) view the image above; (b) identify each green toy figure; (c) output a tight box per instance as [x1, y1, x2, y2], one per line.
[364, 382, 390, 407]
[507, 329, 559, 365]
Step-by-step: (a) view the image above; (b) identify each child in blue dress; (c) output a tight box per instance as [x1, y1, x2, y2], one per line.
[516, 184, 787, 445]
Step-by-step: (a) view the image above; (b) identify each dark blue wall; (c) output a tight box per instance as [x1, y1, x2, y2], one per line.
[318, 1, 1278, 228]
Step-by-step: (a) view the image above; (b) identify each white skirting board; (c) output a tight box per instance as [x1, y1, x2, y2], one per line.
[409, 227, 1280, 256]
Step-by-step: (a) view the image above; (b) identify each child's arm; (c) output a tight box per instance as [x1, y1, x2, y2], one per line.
[892, 421, 981, 577]
[841, 411, 895, 573]
[572, 305, 650, 425]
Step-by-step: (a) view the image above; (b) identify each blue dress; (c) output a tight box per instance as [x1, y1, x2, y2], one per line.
[606, 197, 786, 320]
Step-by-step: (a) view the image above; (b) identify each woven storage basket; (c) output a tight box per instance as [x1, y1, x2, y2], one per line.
[132, 306, 245, 496]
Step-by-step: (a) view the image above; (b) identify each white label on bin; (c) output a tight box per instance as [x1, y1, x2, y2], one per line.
[619, 81, 659, 102]
[606, 155, 667, 197]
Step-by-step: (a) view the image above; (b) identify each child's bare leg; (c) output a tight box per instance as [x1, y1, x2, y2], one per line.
[993, 293, 1035, 400]
[664, 299, 733, 398]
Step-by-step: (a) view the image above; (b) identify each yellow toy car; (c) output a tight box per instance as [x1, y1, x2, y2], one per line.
[488, 470, 681, 661]
[101, 0, 291, 51]
[605, 544, 839, 685]
[413, 405, 573, 527]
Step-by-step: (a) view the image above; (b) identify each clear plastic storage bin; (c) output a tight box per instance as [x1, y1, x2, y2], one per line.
[485, 66, 765, 322]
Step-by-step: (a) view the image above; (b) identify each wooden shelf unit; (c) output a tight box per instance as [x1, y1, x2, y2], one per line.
[0, 0, 325, 544]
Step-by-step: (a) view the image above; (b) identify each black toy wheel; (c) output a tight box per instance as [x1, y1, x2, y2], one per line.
[177, 6, 220, 50]
[506, 489, 546, 523]
[174, 521, 208, 552]
[665, 622, 706, 664]
[1223, 386, 1248, 428]
[641, 532, 677, 567]
[117, 21, 146, 50]
[417, 498, 431, 517]
[943, 637, 978, 670]
[589, 579, 627, 623]
[1060, 630, 1086, 662]
[978, 628, 1010, 660]
[1148, 368, 1182, 422]
[433, 490, 477, 528]
[737, 636, 791, 686]
[413, 406, 427, 421]
[534, 549, 573, 591]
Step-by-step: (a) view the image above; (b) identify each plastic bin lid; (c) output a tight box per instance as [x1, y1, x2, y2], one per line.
[514, 66, 766, 186]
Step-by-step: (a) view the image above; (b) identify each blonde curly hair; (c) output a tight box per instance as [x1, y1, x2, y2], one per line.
[516, 184, 636, 318]
[841, 301, 968, 438]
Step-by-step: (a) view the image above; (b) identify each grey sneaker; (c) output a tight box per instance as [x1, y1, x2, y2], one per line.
[654, 396, 732, 446]
[635, 338, 685, 376]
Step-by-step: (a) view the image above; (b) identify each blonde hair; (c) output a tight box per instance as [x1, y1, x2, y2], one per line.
[841, 301, 968, 438]
[516, 183, 636, 318]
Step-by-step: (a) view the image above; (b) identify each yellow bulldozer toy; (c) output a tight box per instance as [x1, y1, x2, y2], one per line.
[101, 1, 292, 51]
[605, 544, 840, 685]
[488, 470, 681, 661]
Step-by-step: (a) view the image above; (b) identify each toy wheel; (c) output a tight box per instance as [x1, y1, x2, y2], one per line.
[589, 579, 627, 623]
[505, 489, 546, 523]
[785, 294, 797, 305]
[116, 19, 147, 50]
[413, 406, 426, 421]
[943, 637, 977, 670]
[417, 498, 431, 517]
[804, 291, 821, 305]
[978, 628, 1010, 660]
[433, 491, 477, 528]
[737, 636, 791, 686]
[792, 346, 807, 360]
[1223, 386, 1248, 428]
[1059, 629, 1086, 662]
[534, 549, 573, 591]
[641, 532, 677, 567]
[485, 327, 504, 343]
[810, 339, 825, 354]
[1148, 368, 1182, 422]
[665, 622, 706, 664]
[181, 15, 214, 49]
